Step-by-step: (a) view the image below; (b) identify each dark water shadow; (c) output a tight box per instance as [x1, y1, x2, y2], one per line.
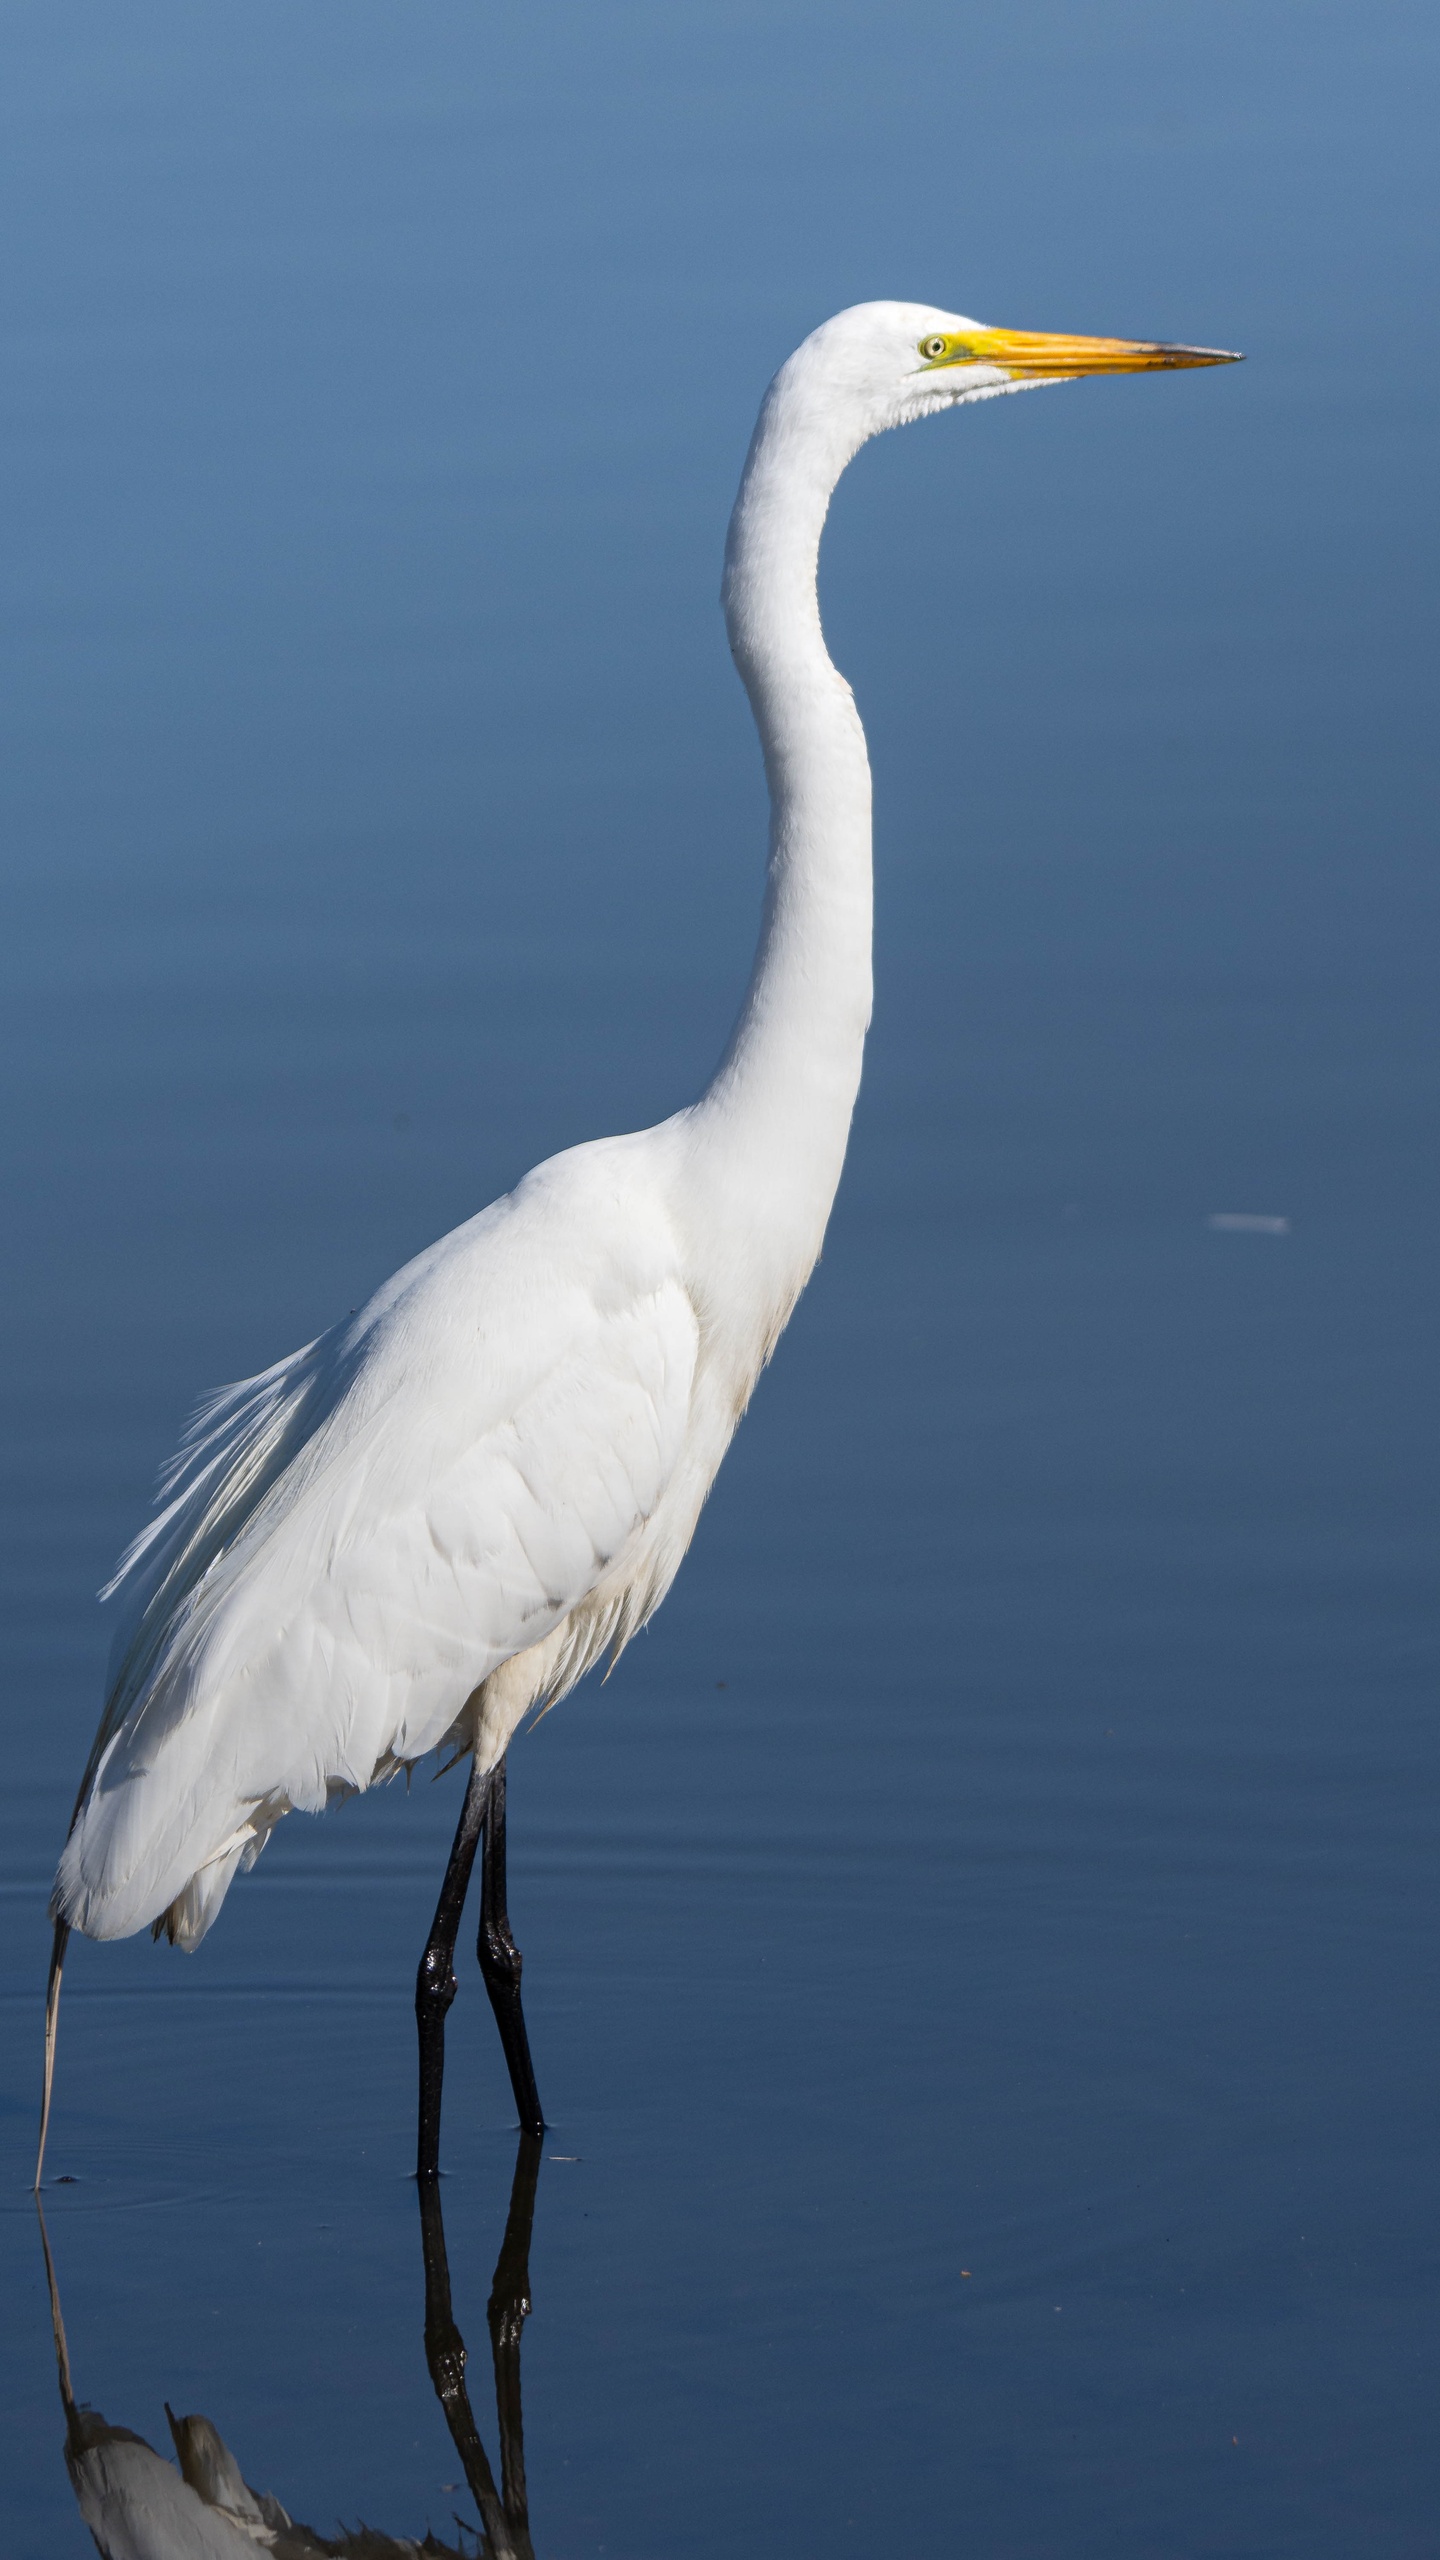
[39, 2138, 544, 2558]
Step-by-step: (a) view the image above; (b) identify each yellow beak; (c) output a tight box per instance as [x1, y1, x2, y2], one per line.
[922, 325, 1242, 379]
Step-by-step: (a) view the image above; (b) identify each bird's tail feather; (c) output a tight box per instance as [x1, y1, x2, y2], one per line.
[34, 1917, 69, 2192]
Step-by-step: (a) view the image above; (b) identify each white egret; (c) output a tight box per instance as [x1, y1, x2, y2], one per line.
[38, 303, 1238, 2183]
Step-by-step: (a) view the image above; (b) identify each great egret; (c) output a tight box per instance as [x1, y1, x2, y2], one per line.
[38, 303, 1238, 2185]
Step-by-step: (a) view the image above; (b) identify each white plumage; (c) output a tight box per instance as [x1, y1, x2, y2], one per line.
[62, 1144, 706, 1947]
[44, 300, 1235, 2153]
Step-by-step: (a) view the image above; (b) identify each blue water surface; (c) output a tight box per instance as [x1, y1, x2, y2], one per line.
[2, 5, 1437, 2554]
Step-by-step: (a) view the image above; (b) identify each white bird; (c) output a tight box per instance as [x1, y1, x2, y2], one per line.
[39, 302, 1237, 2183]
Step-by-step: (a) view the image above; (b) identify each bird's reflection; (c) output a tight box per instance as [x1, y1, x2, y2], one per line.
[40, 2135, 544, 2558]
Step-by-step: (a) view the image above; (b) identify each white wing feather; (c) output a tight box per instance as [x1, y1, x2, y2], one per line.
[57, 1138, 699, 1945]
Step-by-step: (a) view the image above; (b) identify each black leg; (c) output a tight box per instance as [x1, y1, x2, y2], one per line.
[478, 1758, 546, 2135]
[416, 1754, 490, 2183]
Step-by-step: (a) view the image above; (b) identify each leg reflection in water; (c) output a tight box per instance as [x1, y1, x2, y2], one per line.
[420, 2133, 541, 2560]
[39, 2133, 546, 2558]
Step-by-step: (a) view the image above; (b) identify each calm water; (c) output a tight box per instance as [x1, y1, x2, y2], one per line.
[2, 5, 1437, 2554]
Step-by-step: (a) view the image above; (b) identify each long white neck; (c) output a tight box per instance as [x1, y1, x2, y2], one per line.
[681, 369, 873, 1334]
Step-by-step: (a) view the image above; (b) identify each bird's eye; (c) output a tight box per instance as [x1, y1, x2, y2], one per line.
[918, 335, 949, 362]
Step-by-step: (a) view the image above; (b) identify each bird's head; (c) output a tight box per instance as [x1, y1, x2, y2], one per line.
[765, 299, 1241, 463]
[724, 300, 1240, 657]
